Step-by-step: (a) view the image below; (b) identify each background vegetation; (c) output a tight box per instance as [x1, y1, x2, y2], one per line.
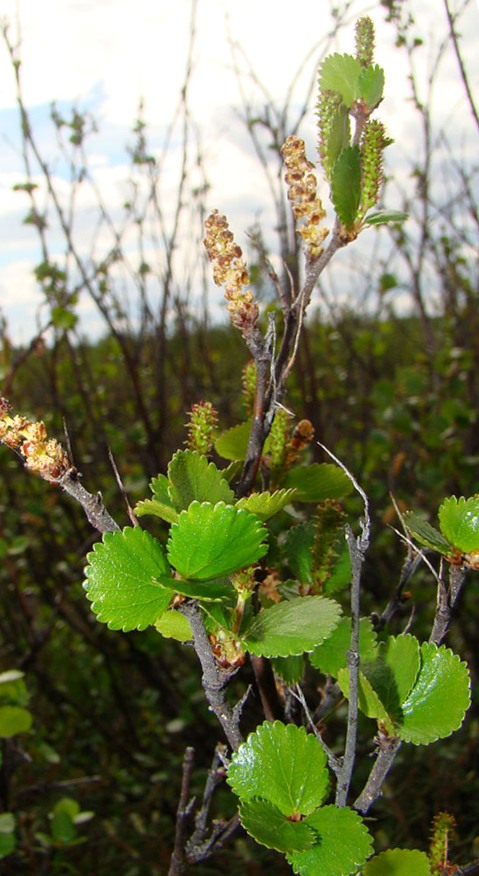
[0, 0, 478, 872]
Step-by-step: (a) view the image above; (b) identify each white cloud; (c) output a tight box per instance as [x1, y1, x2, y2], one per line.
[0, 0, 478, 342]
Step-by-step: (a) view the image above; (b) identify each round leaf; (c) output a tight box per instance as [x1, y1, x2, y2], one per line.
[155, 610, 192, 641]
[167, 450, 234, 511]
[282, 463, 353, 503]
[310, 617, 377, 676]
[361, 635, 420, 720]
[239, 798, 314, 853]
[242, 596, 342, 658]
[167, 502, 268, 581]
[236, 488, 297, 521]
[319, 53, 362, 107]
[227, 721, 330, 816]
[337, 668, 393, 732]
[287, 805, 373, 876]
[363, 848, 431, 876]
[83, 527, 174, 631]
[438, 496, 479, 553]
[399, 642, 470, 744]
[0, 705, 32, 738]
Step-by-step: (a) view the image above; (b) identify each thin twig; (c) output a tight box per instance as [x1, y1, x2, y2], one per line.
[179, 601, 244, 751]
[292, 684, 342, 774]
[58, 468, 120, 534]
[168, 746, 195, 876]
[354, 735, 402, 815]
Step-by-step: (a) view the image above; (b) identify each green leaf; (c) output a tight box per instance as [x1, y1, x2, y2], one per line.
[284, 522, 316, 585]
[154, 610, 192, 642]
[236, 488, 297, 521]
[325, 105, 351, 178]
[402, 512, 452, 554]
[83, 527, 174, 631]
[438, 495, 479, 553]
[358, 64, 385, 109]
[0, 671, 29, 707]
[134, 497, 179, 524]
[287, 805, 373, 876]
[363, 848, 432, 875]
[54, 797, 80, 819]
[399, 642, 471, 744]
[167, 502, 268, 581]
[361, 635, 421, 720]
[157, 574, 232, 601]
[0, 813, 15, 834]
[215, 421, 252, 460]
[337, 668, 393, 730]
[242, 596, 342, 658]
[227, 721, 330, 815]
[0, 705, 32, 738]
[319, 53, 362, 107]
[365, 209, 408, 226]
[51, 811, 76, 844]
[239, 798, 314, 853]
[272, 655, 304, 684]
[331, 146, 361, 230]
[282, 463, 353, 502]
[310, 616, 377, 676]
[135, 473, 178, 523]
[168, 450, 234, 511]
[0, 812, 16, 857]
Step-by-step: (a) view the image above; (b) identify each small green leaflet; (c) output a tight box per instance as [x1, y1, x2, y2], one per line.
[135, 473, 178, 524]
[358, 64, 385, 109]
[287, 805, 373, 876]
[438, 495, 479, 553]
[402, 512, 451, 554]
[404, 495, 479, 558]
[400, 642, 471, 745]
[319, 53, 362, 107]
[167, 501, 268, 581]
[338, 635, 471, 745]
[241, 595, 342, 658]
[0, 705, 32, 738]
[214, 421, 252, 460]
[310, 616, 377, 676]
[365, 209, 408, 226]
[227, 722, 330, 816]
[331, 146, 361, 230]
[83, 527, 174, 631]
[363, 848, 432, 876]
[282, 462, 353, 502]
[236, 488, 297, 521]
[239, 799, 314, 854]
[324, 105, 351, 179]
[167, 450, 234, 511]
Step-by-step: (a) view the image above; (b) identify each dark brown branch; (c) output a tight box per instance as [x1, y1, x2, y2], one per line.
[168, 747, 195, 876]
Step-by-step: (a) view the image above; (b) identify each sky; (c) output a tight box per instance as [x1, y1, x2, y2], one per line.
[0, 0, 478, 344]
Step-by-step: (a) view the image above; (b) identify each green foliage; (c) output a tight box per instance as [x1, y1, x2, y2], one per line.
[331, 145, 362, 230]
[228, 722, 374, 874]
[83, 527, 173, 630]
[363, 848, 432, 875]
[338, 636, 471, 744]
[404, 495, 479, 563]
[1, 8, 478, 874]
[241, 595, 342, 657]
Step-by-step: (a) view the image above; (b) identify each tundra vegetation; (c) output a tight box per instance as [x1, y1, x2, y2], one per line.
[0, 1, 478, 874]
